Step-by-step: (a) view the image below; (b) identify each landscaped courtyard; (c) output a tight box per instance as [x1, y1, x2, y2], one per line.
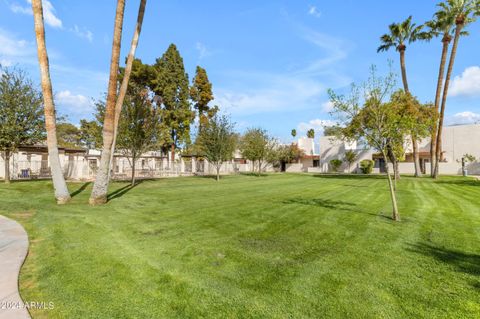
[1, 174, 478, 318]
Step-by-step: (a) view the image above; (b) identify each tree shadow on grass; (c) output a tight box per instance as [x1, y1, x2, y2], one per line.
[70, 182, 91, 197]
[311, 174, 386, 180]
[240, 172, 269, 177]
[107, 180, 143, 202]
[282, 197, 392, 220]
[407, 242, 480, 289]
[434, 179, 479, 187]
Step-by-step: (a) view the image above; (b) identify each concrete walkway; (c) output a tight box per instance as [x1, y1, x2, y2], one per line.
[0, 215, 30, 319]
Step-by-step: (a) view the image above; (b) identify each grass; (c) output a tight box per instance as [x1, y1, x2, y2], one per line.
[0, 174, 479, 318]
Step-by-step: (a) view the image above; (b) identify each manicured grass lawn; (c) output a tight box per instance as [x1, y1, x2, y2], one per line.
[1, 174, 479, 318]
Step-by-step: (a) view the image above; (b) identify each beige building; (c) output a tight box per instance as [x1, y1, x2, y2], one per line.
[316, 124, 480, 175]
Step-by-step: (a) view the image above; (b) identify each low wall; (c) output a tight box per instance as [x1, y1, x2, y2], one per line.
[286, 163, 303, 173]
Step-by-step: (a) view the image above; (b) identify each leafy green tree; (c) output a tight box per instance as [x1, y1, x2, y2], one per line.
[291, 129, 297, 138]
[0, 68, 45, 183]
[329, 66, 405, 221]
[279, 144, 305, 164]
[190, 66, 217, 130]
[323, 125, 341, 137]
[197, 115, 236, 181]
[152, 44, 194, 161]
[57, 122, 82, 148]
[433, 0, 479, 178]
[307, 128, 315, 139]
[79, 119, 102, 149]
[343, 150, 358, 173]
[240, 128, 274, 174]
[116, 85, 161, 185]
[378, 16, 429, 177]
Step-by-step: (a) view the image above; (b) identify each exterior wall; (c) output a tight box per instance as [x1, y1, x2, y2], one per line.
[298, 137, 316, 156]
[319, 136, 374, 173]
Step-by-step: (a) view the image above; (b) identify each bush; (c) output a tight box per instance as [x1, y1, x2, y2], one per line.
[360, 159, 374, 174]
[329, 159, 343, 172]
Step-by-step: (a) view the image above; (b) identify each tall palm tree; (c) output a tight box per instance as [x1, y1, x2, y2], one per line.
[425, 8, 457, 177]
[433, 0, 479, 178]
[89, 0, 126, 205]
[110, 0, 148, 179]
[378, 16, 427, 177]
[32, 0, 71, 204]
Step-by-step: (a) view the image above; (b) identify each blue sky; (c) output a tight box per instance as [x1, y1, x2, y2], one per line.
[1, 0, 480, 142]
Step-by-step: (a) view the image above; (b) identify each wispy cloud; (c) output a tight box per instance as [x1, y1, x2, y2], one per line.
[297, 118, 335, 136]
[0, 28, 35, 63]
[450, 66, 480, 97]
[10, 0, 63, 28]
[447, 111, 480, 125]
[214, 24, 350, 116]
[308, 5, 321, 18]
[70, 25, 93, 43]
[196, 42, 212, 60]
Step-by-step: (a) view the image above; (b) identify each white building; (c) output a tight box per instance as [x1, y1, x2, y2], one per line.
[316, 124, 480, 175]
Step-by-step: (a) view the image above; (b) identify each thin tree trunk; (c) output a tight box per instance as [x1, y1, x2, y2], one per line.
[435, 25, 463, 179]
[109, 0, 147, 174]
[382, 151, 400, 221]
[216, 165, 220, 181]
[4, 151, 10, 184]
[412, 137, 421, 177]
[32, 0, 70, 204]
[430, 36, 450, 177]
[171, 143, 175, 162]
[89, 0, 126, 205]
[131, 154, 136, 186]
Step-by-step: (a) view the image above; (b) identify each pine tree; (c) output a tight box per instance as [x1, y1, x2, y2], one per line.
[190, 66, 217, 130]
[152, 44, 194, 161]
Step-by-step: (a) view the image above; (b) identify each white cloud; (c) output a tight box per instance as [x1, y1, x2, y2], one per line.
[9, 2, 32, 14]
[0, 28, 36, 64]
[297, 119, 335, 136]
[450, 66, 480, 97]
[56, 90, 94, 116]
[214, 72, 325, 115]
[196, 42, 211, 60]
[321, 101, 334, 113]
[70, 25, 93, 43]
[0, 59, 13, 67]
[447, 111, 480, 125]
[213, 25, 350, 116]
[10, 0, 63, 28]
[308, 5, 321, 18]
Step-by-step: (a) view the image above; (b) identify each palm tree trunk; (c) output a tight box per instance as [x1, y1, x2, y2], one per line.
[430, 36, 450, 177]
[89, 0, 126, 205]
[109, 0, 147, 173]
[382, 150, 399, 221]
[32, 0, 70, 204]
[434, 25, 463, 179]
[399, 48, 409, 93]
[399, 48, 421, 177]
[4, 151, 10, 184]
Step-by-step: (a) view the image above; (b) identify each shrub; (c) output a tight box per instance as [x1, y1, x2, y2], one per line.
[329, 159, 343, 172]
[360, 159, 374, 174]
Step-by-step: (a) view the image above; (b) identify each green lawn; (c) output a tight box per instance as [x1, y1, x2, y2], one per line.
[1, 174, 479, 318]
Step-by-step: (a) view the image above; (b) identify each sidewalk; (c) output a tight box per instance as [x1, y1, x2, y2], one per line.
[0, 215, 30, 319]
